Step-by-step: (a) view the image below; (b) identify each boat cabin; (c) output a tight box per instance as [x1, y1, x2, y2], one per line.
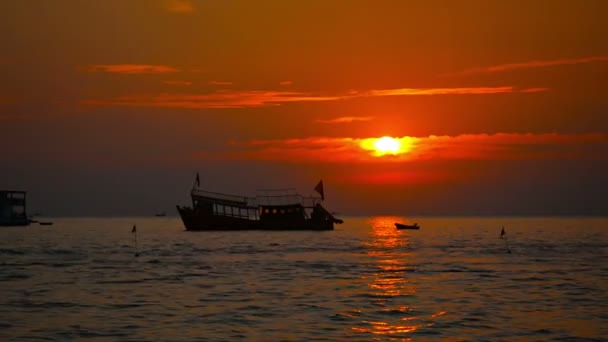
[190, 188, 325, 221]
[259, 204, 307, 222]
[178, 185, 342, 230]
[192, 189, 259, 220]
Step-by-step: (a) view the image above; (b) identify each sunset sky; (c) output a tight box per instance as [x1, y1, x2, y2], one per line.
[1, 0, 607, 216]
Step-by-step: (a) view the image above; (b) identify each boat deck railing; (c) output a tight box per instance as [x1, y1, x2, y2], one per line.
[191, 189, 251, 205]
[192, 188, 322, 207]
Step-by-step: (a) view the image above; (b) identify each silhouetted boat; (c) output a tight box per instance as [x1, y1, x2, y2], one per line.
[39, 221, 53, 226]
[177, 179, 343, 231]
[155, 212, 166, 217]
[395, 222, 420, 230]
[0, 190, 29, 226]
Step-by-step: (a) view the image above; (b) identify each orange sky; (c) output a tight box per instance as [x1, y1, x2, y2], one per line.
[1, 0, 607, 215]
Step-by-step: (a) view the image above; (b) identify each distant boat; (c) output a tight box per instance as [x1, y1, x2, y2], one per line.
[39, 221, 53, 226]
[0, 190, 30, 226]
[155, 212, 167, 217]
[395, 222, 420, 230]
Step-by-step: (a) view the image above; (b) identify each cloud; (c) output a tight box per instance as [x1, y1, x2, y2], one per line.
[215, 137, 362, 162]
[408, 133, 608, 161]
[520, 87, 549, 93]
[315, 116, 375, 124]
[208, 81, 233, 86]
[165, 0, 195, 13]
[200, 133, 608, 163]
[345, 171, 450, 185]
[363, 86, 542, 96]
[280, 81, 293, 86]
[445, 55, 608, 77]
[85, 64, 179, 74]
[164, 80, 192, 86]
[83, 86, 545, 109]
[82, 91, 344, 109]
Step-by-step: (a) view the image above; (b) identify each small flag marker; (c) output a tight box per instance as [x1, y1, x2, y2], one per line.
[500, 226, 511, 253]
[132, 224, 139, 257]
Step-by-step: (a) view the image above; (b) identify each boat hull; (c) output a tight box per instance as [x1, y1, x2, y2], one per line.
[395, 223, 420, 230]
[177, 206, 334, 231]
[0, 220, 30, 226]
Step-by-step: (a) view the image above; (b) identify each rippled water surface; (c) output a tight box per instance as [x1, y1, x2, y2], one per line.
[1, 216, 607, 341]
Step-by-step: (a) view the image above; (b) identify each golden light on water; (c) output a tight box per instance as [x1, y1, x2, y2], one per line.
[348, 217, 450, 338]
[359, 136, 416, 157]
[350, 216, 423, 336]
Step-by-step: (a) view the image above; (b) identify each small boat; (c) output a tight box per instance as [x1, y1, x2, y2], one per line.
[39, 221, 53, 226]
[155, 212, 166, 217]
[395, 222, 420, 230]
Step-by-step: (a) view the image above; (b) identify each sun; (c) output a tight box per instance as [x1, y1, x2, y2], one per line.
[374, 136, 400, 154]
[359, 136, 415, 157]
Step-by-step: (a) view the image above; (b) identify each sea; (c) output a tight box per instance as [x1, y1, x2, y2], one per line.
[1, 216, 606, 341]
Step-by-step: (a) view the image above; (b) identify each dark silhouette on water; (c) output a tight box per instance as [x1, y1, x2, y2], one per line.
[0, 190, 29, 226]
[395, 222, 420, 230]
[177, 174, 343, 231]
[132, 224, 139, 257]
[500, 226, 511, 253]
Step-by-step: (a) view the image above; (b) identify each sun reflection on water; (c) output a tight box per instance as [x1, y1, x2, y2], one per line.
[349, 216, 444, 338]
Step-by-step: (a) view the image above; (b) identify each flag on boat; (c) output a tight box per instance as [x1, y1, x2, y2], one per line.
[195, 172, 200, 187]
[132, 224, 137, 233]
[314, 180, 324, 200]
[500, 226, 505, 238]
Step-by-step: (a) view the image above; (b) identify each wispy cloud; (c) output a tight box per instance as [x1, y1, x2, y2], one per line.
[409, 133, 608, 161]
[83, 85, 544, 109]
[445, 55, 608, 77]
[316, 116, 375, 124]
[218, 137, 361, 162]
[363, 86, 540, 96]
[164, 80, 192, 86]
[208, 81, 233, 86]
[346, 171, 450, 185]
[165, 0, 195, 13]
[201, 133, 608, 163]
[85, 64, 179, 74]
[82, 91, 343, 109]
[520, 87, 549, 93]
[280, 81, 293, 86]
